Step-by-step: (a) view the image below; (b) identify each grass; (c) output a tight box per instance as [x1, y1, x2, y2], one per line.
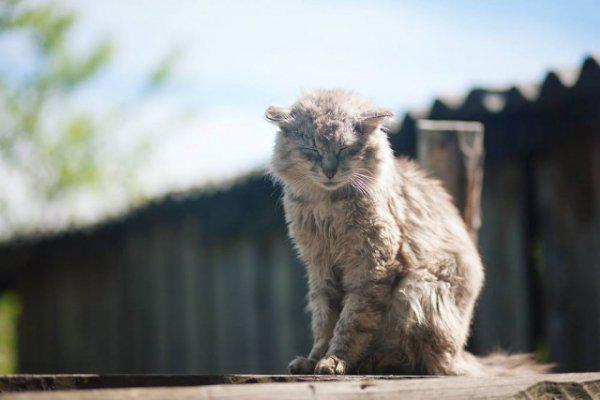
[0, 291, 20, 374]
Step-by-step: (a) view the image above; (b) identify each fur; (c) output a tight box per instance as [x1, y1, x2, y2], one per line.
[266, 89, 551, 376]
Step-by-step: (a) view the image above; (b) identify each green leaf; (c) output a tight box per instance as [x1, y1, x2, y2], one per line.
[147, 48, 181, 90]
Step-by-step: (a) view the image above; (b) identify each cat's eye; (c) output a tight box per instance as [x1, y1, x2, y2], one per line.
[299, 147, 320, 158]
[337, 146, 349, 155]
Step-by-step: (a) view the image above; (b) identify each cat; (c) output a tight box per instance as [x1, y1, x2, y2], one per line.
[266, 89, 549, 376]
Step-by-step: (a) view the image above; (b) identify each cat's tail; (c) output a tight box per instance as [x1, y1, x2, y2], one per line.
[464, 351, 555, 376]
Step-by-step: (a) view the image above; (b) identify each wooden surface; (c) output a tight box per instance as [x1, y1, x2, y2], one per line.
[417, 119, 485, 243]
[1, 373, 599, 399]
[0, 374, 425, 392]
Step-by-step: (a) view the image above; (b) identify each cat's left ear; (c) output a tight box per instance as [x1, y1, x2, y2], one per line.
[357, 109, 394, 134]
[265, 106, 293, 126]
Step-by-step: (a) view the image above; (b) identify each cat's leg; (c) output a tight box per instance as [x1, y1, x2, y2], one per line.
[394, 269, 477, 376]
[314, 274, 395, 375]
[287, 356, 316, 375]
[288, 278, 341, 374]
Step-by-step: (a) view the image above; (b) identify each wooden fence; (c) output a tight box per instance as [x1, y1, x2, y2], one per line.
[17, 205, 311, 373]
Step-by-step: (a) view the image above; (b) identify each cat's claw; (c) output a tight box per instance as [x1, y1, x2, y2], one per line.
[314, 355, 347, 375]
[288, 356, 316, 375]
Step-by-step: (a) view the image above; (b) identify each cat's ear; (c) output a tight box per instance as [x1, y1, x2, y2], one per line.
[357, 109, 394, 135]
[265, 106, 293, 126]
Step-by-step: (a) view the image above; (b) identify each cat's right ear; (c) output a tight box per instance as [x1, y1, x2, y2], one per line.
[265, 106, 293, 126]
[357, 109, 394, 135]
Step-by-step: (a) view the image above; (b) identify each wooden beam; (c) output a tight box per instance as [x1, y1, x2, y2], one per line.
[417, 120, 485, 244]
[1, 373, 599, 400]
[0, 374, 427, 392]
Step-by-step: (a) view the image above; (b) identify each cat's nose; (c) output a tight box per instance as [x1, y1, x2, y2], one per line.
[322, 158, 338, 179]
[323, 168, 337, 179]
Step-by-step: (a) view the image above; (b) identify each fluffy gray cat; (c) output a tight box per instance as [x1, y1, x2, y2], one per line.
[266, 89, 549, 376]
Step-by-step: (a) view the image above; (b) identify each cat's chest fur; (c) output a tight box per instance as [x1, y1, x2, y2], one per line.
[284, 194, 351, 254]
[283, 190, 399, 274]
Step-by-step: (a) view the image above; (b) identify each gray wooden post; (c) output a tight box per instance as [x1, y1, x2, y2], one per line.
[416, 120, 485, 244]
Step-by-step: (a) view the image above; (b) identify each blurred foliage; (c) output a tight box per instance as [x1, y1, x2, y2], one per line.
[0, 0, 176, 200]
[0, 0, 112, 196]
[0, 292, 20, 373]
[147, 48, 182, 92]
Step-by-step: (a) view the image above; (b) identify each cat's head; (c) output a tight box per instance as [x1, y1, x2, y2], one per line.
[266, 89, 393, 194]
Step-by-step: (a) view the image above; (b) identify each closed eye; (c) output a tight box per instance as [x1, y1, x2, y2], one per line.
[337, 146, 349, 155]
[299, 147, 320, 158]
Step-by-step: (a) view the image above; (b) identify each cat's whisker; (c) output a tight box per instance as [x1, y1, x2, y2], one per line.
[354, 169, 376, 183]
[351, 176, 371, 197]
[349, 171, 376, 197]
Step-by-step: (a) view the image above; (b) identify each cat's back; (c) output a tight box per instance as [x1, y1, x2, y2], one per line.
[396, 157, 459, 212]
[394, 157, 474, 254]
[394, 157, 456, 212]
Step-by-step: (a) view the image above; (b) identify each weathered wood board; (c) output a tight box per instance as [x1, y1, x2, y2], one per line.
[1, 373, 599, 399]
[417, 119, 485, 243]
[0, 374, 426, 392]
[534, 132, 600, 372]
[0, 374, 239, 392]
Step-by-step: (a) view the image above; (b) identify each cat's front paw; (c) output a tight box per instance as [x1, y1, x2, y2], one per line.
[314, 355, 347, 375]
[288, 356, 316, 374]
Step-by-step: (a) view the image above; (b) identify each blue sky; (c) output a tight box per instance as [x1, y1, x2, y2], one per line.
[3, 0, 599, 194]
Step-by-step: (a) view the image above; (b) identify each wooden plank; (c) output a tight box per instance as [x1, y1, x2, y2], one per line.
[0, 374, 425, 392]
[237, 239, 260, 371]
[17, 264, 42, 372]
[194, 238, 217, 374]
[535, 131, 600, 371]
[1, 373, 599, 399]
[472, 160, 532, 353]
[254, 236, 279, 373]
[124, 221, 157, 373]
[270, 236, 295, 373]
[79, 238, 103, 372]
[286, 238, 312, 363]
[179, 216, 202, 373]
[104, 231, 126, 373]
[196, 241, 217, 373]
[41, 257, 59, 372]
[53, 251, 83, 372]
[148, 219, 170, 373]
[270, 234, 313, 372]
[162, 218, 190, 374]
[417, 119, 485, 243]
[212, 242, 241, 373]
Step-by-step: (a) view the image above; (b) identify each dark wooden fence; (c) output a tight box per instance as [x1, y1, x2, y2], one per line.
[13, 177, 311, 374]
